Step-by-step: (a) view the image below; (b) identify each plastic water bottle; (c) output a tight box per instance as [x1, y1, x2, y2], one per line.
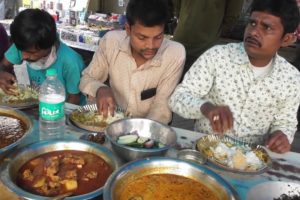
[39, 68, 65, 140]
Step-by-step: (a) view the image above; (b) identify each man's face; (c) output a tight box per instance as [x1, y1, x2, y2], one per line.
[21, 46, 51, 62]
[243, 11, 293, 64]
[126, 21, 164, 61]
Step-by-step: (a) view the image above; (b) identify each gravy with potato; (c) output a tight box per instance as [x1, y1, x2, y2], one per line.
[17, 150, 112, 197]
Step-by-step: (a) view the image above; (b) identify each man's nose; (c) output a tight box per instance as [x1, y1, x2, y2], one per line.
[22, 52, 31, 60]
[249, 26, 260, 37]
[145, 39, 154, 49]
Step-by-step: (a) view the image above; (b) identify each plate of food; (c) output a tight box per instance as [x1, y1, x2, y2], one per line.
[69, 104, 127, 132]
[0, 85, 39, 109]
[247, 181, 300, 200]
[196, 135, 272, 175]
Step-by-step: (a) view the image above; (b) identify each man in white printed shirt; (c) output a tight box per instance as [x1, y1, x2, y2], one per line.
[80, 0, 185, 124]
[169, 0, 300, 153]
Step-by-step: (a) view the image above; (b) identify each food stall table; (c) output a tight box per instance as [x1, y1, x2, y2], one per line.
[0, 103, 299, 200]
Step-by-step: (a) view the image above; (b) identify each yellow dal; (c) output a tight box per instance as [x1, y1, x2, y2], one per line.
[120, 174, 219, 200]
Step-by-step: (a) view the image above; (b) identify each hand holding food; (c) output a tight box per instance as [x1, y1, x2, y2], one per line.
[197, 135, 270, 173]
[96, 86, 116, 118]
[200, 102, 233, 133]
[0, 84, 39, 105]
[70, 105, 125, 132]
[265, 130, 291, 154]
[0, 72, 17, 95]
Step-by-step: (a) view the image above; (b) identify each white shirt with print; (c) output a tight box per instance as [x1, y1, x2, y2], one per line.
[169, 42, 300, 144]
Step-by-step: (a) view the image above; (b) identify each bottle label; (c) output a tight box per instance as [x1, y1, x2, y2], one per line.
[39, 101, 65, 120]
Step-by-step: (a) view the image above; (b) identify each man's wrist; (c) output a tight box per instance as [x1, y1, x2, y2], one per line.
[0, 64, 9, 72]
[0, 65, 5, 72]
[200, 102, 215, 117]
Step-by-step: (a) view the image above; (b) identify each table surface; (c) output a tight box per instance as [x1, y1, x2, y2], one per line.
[0, 103, 299, 200]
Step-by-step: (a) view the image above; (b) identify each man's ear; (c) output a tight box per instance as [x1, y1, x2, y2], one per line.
[281, 33, 296, 47]
[125, 22, 130, 36]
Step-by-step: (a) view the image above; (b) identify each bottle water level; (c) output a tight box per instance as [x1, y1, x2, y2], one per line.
[39, 116, 65, 140]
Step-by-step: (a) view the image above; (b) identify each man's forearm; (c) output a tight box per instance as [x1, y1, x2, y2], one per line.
[0, 63, 6, 71]
[0, 59, 13, 73]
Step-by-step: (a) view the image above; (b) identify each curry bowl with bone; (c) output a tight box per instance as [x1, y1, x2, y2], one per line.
[0, 139, 119, 199]
[196, 135, 272, 175]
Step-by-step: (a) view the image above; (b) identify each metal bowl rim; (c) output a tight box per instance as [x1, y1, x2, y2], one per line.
[0, 139, 119, 200]
[105, 117, 177, 152]
[0, 106, 33, 153]
[177, 149, 207, 164]
[103, 157, 240, 200]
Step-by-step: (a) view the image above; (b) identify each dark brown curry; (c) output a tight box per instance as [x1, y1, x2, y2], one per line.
[17, 150, 113, 197]
[0, 114, 27, 148]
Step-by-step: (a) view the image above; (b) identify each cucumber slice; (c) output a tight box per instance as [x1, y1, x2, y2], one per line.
[127, 142, 144, 148]
[117, 135, 138, 145]
[137, 137, 149, 144]
[158, 142, 165, 148]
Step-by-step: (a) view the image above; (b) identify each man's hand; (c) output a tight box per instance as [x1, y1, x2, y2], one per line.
[96, 87, 116, 117]
[200, 102, 233, 133]
[265, 130, 291, 153]
[0, 72, 17, 95]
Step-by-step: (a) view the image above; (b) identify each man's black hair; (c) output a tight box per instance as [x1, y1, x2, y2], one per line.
[250, 0, 300, 34]
[126, 0, 170, 27]
[10, 9, 57, 51]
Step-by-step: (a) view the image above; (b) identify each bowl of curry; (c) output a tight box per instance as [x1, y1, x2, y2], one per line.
[103, 157, 240, 200]
[0, 139, 119, 200]
[0, 106, 33, 156]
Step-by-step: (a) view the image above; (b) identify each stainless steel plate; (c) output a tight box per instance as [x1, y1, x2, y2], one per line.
[0, 100, 38, 109]
[196, 135, 271, 175]
[69, 104, 126, 132]
[247, 181, 300, 200]
[0, 86, 38, 109]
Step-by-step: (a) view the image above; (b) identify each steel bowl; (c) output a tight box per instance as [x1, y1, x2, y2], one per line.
[177, 149, 207, 165]
[0, 106, 33, 157]
[103, 157, 240, 200]
[105, 118, 177, 161]
[0, 139, 119, 200]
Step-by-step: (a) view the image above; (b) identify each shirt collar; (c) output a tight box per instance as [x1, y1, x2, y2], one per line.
[119, 35, 167, 68]
[232, 42, 283, 77]
[232, 42, 249, 65]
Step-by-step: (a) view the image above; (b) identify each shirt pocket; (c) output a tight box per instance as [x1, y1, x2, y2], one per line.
[137, 96, 154, 117]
